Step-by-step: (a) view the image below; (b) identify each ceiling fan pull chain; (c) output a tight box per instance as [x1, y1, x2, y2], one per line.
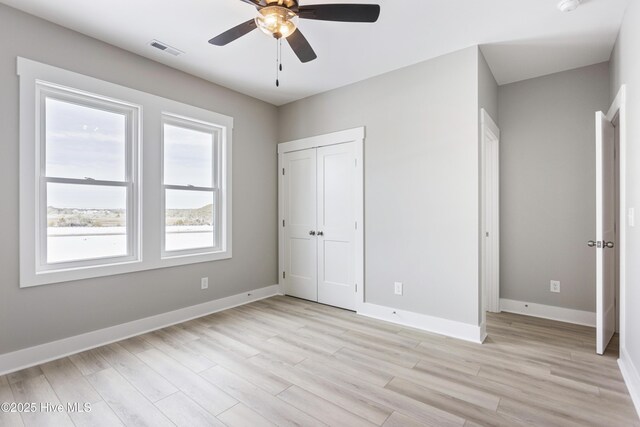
[279, 38, 283, 72]
[275, 39, 280, 87]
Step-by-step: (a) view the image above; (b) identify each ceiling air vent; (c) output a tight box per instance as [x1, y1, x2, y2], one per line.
[149, 40, 184, 56]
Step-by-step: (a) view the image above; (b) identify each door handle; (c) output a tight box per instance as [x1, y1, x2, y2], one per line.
[317, 231, 324, 236]
[588, 240, 596, 247]
[604, 241, 615, 249]
[309, 230, 316, 236]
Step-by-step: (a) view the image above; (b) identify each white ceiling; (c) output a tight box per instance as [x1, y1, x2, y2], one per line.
[1, 0, 629, 106]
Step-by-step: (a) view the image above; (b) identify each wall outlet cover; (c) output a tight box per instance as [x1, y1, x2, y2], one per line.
[550, 280, 560, 293]
[201, 277, 209, 290]
[394, 282, 403, 296]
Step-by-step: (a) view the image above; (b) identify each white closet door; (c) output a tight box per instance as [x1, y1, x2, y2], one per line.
[282, 148, 317, 302]
[317, 142, 356, 310]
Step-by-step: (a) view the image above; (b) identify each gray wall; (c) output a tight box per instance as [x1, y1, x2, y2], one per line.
[278, 47, 482, 326]
[498, 62, 610, 312]
[610, 0, 640, 387]
[478, 48, 498, 123]
[0, 4, 279, 355]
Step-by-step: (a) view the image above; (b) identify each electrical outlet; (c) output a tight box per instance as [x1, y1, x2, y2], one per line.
[201, 277, 209, 290]
[550, 280, 560, 293]
[394, 282, 403, 296]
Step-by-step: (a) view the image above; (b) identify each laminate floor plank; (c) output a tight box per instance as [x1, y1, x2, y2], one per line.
[382, 411, 429, 427]
[136, 348, 237, 416]
[385, 377, 521, 427]
[217, 403, 276, 427]
[68, 349, 111, 376]
[10, 375, 74, 427]
[249, 353, 394, 425]
[154, 391, 225, 427]
[0, 297, 637, 427]
[86, 368, 173, 427]
[0, 375, 24, 427]
[117, 336, 154, 355]
[94, 343, 178, 402]
[295, 356, 466, 427]
[188, 338, 291, 395]
[6, 367, 43, 385]
[277, 384, 377, 427]
[188, 321, 261, 357]
[68, 400, 124, 427]
[40, 358, 102, 405]
[141, 333, 216, 373]
[201, 366, 326, 427]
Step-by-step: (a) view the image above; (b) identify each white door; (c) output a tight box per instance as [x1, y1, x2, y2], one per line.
[481, 110, 500, 315]
[317, 143, 356, 310]
[595, 111, 616, 355]
[282, 149, 318, 302]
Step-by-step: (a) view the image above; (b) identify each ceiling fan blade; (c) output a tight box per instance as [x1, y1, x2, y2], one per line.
[286, 29, 317, 63]
[298, 4, 380, 22]
[209, 19, 258, 46]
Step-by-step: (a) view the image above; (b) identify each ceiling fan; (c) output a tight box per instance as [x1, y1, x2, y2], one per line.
[208, 0, 381, 64]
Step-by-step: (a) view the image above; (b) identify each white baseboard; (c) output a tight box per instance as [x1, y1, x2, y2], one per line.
[619, 348, 640, 419]
[500, 298, 596, 327]
[357, 303, 483, 344]
[0, 284, 281, 376]
[479, 321, 488, 343]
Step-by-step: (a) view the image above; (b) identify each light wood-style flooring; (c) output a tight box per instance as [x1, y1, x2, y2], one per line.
[1, 295, 638, 426]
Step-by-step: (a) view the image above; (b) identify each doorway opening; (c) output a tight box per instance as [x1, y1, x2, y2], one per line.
[601, 112, 621, 356]
[480, 108, 501, 339]
[595, 85, 627, 356]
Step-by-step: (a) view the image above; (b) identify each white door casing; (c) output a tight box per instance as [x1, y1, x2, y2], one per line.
[481, 109, 500, 316]
[282, 149, 318, 302]
[596, 111, 616, 355]
[317, 143, 357, 310]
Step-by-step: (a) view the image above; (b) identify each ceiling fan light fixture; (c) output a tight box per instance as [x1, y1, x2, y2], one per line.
[256, 6, 297, 39]
[557, 0, 581, 12]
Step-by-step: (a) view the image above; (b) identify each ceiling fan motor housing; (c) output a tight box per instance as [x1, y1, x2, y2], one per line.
[256, 6, 298, 39]
[264, 0, 298, 9]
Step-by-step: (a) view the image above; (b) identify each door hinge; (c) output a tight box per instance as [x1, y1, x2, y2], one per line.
[282, 219, 285, 227]
[283, 271, 286, 279]
[355, 283, 358, 293]
[355, 221, 358, 230]
[282, 168, 285, 175]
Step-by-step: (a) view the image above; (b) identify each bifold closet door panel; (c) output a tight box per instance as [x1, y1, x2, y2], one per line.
[317, 142, 356, 310]
[282, 148, 318, 302]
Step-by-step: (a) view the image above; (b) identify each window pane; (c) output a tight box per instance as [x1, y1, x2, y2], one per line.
[46, 97, 126, 181]
[165, 189, 215, 252]
[47, 183, 128, 263]
[164, 123, 213, 187]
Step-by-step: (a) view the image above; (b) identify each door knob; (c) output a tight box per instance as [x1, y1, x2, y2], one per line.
[604, 241, 615, 249]
[588, 240, 596, 247]
[309, 230, 316, 236]
[317, 231, 324, 236]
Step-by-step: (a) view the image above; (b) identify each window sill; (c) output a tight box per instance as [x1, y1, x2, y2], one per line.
[21, 250, 232, 288]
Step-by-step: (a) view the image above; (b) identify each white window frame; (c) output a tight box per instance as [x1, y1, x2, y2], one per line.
[18, 57, 233, 288]
[37, 83, 140, 271]
[161, 113, 226, 258]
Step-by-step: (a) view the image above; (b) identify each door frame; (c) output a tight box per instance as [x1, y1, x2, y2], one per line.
[277, 127, 365, 310]
[604, 85, 627, 356]
[480, 109, 501, 317]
